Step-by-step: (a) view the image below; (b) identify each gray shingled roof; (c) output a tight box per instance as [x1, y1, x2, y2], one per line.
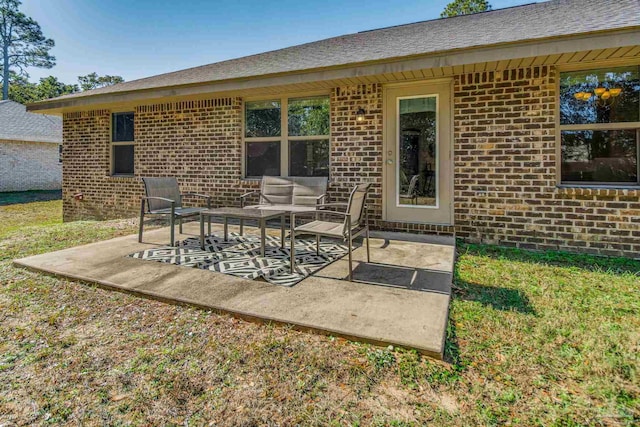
[0, 100, 62, 143]
[42, 0, 640, 102]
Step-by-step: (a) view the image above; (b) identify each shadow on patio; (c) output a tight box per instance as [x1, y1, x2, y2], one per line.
[316, 262, 452, 295]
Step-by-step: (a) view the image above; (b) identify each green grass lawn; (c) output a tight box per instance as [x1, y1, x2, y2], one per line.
[0, 200, 638, 426]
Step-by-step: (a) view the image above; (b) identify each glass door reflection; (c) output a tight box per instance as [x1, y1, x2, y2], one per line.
[397, 96, 437, 207]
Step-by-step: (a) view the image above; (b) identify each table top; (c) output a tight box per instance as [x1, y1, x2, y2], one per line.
[201, 207, 286, 220]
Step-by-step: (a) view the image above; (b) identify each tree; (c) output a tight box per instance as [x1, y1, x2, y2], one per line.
[1, 71, 123, 104]
[0, 0, 55, 100]
[78, 72, 124, 91]
[34, 75, 78, 99]
[5, 72, 34, 103]
[440, 0, 492, 18]
[4, 74, 77, 103]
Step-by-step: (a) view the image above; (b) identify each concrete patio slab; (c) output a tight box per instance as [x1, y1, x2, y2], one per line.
[14, 222, 455, 359]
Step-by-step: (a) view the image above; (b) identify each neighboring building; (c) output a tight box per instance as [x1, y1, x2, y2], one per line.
[28, 0, 640, 258]
[0, 100, 62, 192]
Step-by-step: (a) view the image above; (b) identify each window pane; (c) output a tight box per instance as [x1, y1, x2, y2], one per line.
[288, 96, 330, 136]
[113, 144, 134, 175]
[246, 142, 281, 177]
[245, 100, 281, 137]
[561, 130, 638, 183]
[112, 112, 134, 142]
[560, 66, 640, 125]
[289, 139, 329, 177]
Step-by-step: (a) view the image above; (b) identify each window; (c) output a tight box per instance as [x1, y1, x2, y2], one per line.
[246, 141, 281, 177]
[289, 140, 329, 177]
[111, 112, 134, 175]
[244, 96, 329, 178]
[559, 65, 639, 185]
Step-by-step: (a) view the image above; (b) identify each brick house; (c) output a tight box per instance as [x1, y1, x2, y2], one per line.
[28, 0, 640, 258]
[0, 101, 62, 192]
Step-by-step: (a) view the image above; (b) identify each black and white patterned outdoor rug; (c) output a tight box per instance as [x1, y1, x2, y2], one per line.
[127, 232, 349, 287]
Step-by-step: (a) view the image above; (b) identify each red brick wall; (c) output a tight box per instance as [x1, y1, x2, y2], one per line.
[63, 99, 251, 221]
[61, 67, 640, 258]
[453, 66, 640, 258]
[329, 84, 383, 224]
[62, 110, 140, 221]
[135, 98, 245, 208]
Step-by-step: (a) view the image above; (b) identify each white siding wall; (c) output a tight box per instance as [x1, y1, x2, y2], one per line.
[0, 139, 62, 191]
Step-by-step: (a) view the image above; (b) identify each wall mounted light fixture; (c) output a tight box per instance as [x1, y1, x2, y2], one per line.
[356, 108, 366, 122]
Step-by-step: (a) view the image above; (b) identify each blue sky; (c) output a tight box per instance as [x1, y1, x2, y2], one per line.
[21, 0, 530, 85]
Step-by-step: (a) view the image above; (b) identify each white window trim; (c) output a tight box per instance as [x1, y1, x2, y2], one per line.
[110, 111, 135, 176]
[556, 64, 640, 187]
[243, 93, 330, 179]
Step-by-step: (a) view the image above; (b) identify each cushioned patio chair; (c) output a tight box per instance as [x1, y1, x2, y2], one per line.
[290, 183, 371, 281]
[240, 176, 328, 211]
[239, 176, 328, 234]
[139, 177, 212, 246]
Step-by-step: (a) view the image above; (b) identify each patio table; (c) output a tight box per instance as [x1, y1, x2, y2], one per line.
[199, 208, 286, 257]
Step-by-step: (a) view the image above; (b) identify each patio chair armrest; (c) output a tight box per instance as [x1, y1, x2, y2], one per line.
[290, 209, 321, 218]
[291, 209, 330, 223]
[140, 196, 176, 215]
[142, 196, 176, 203]
[240, 190, 260, 208]
[316, 210, 349, 218]
[292, 209, 350, 232]
[315, 194, 328, 204]
[317, 202, 348, 210]
[240, 190, 260, 199]
[181, 193, 212, 208]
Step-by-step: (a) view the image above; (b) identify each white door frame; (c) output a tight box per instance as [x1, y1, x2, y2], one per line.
[382, 79, 454, 225]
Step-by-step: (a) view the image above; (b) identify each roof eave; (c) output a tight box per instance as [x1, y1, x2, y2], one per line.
[27, 27, 640, 115]
[0, 135, 62, 144]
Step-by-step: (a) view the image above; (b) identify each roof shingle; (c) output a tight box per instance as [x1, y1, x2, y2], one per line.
[37, 0, 640, 103]
[0, 100, 62, 143]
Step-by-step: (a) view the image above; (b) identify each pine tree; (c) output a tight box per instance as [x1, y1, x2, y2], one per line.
[0, 0, 55, 99]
